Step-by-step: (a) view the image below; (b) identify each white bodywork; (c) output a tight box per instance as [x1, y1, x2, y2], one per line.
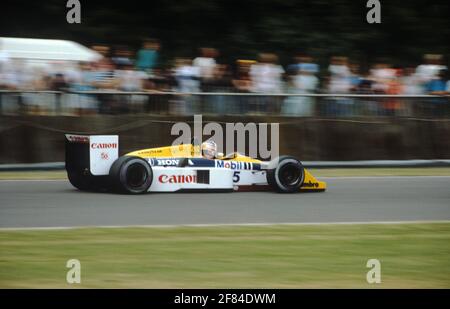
[149, 167, 234, 191]
[66, 134, 119, 176]
[89, 136, 119, 176]
[147, 164, 268, 192]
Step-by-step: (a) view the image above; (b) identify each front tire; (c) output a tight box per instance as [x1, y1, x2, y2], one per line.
[109, 156, 153, 194]
[266, 156, 305, 193]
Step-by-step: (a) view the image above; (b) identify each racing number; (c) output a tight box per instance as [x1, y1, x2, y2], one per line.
[233, 171, 241, 183]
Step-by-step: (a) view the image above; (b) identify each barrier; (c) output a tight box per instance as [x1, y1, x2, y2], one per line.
[0, 90, 449, 118]
[0, 115, 449, 164]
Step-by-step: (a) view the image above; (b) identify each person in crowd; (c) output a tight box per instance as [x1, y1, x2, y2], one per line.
[91, 58, 117, 90]
[415, 54, 448, 116]
[370, 62, 406, 115]
[193, 47, 219, 111]
[401, 67, 423, 95]
[115, 60, 148, 113]
[173, 58, 201, 93]
[369, 61, 394, 94]
[0, 62, 19, 90]
[193, 47, 218, 92]
[232, 60, 254, 92]
[328, 56, 352, 93]
[207, 64, 233, 114]
[426, 69, 449, 95]
[288, 54, 319, 77]
[424, 69, 449, 116]
[398, 67, 423, 116]
[416, 54, 447, 91]
[116, 63, 147, 92]
[49, 73, 67, 91]
[111, 46, 134, 68]
[348, 63, 362, 92]
[172, 58, 201, 114]
[21, 66, 52, 115]
[66, 62, 98, 115]
[249, 53, 285, 113]
[282, 62, 319, 117]
[143, 68, 173, 114]
[88, 51, 118, 114]
[0, 45, 13, 89]
[136, 39, 160, 75]
[232, 59, 256, 114]
[250, 53, 285, 94]
[326, 56, 352, 116]
[147, 68, 171, 91]
[384, 68, 404, 116]
[91, 44, 110, 58]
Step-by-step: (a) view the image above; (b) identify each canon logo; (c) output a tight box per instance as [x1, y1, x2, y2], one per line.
[158, 174, 197, 184]
[91, 143, 118, 149]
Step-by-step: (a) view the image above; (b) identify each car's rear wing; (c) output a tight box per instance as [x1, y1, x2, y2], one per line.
[65, 134, 119, 176]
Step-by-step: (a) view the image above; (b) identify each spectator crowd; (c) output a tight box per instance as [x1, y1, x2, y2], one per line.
[0, 39, 449, 116]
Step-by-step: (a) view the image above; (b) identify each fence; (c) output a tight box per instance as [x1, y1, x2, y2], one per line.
[0, 90, 449, 118]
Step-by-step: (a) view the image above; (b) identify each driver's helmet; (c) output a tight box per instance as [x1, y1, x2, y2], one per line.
[201, 140, 217, 159]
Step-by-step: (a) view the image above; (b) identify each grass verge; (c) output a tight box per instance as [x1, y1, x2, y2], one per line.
[0, 171, 66, 180]
[1, 223, 449, 288]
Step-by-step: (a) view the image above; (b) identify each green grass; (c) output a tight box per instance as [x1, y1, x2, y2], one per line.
[1, 223, 449, 288]
[1, 167, 450, 180]
[0, 171, 66, 180]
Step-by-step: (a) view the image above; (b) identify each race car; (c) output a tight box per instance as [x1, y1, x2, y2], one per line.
[65, 134, 326, 194]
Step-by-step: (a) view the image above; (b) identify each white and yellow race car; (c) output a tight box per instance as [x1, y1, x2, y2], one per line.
[65, 134, 326, 194]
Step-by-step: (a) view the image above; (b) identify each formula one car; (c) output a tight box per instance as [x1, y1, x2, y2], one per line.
[65, 134, 326, 194]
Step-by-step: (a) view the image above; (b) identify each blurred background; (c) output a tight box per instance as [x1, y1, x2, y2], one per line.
[0, 0, 449, 163]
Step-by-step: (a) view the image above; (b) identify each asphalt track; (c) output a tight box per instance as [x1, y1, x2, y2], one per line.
[0, 177, 449, 228]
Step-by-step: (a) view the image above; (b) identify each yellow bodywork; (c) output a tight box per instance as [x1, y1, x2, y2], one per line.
[126, 144, 326, 191]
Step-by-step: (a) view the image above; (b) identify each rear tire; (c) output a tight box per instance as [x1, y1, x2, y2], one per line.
[109, 156, 153, 194]
[266, 156, 305, 193]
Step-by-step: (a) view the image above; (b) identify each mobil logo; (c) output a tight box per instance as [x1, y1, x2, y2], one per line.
[215, 160, 251, 170]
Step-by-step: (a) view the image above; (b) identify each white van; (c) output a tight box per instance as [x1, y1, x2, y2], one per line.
[0, 37, 102, 113]
[0, 37, 101, 65]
